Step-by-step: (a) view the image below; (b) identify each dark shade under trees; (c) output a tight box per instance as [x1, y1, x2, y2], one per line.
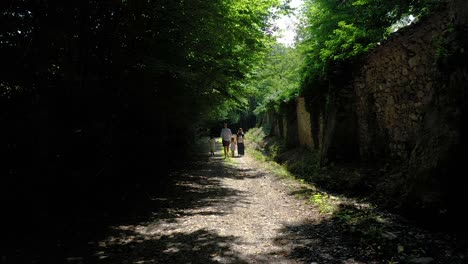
[0, 0, 280, 261]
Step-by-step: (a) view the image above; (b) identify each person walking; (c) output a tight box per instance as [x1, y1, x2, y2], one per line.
[230, 137, 237, 157]
[236, 128, 245, 156]
[220, 122, 232, 159]
[208, 135, 216, 156]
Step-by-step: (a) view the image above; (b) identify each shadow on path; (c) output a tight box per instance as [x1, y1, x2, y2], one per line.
[268, 202, 468, 264]
[95, 228, 249, 264]
[61, 155, 255, 264]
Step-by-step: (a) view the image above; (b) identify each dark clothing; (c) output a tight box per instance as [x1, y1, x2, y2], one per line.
[236, 132, 245, 155]
[237, 142, 245, 155]
[222, 140, 230, 147]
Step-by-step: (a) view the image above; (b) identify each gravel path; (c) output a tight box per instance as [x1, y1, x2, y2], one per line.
[91, 148, 323, 264]
[84, 144, 466, 264]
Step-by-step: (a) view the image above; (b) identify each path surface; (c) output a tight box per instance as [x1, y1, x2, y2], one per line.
[93, 149, 323, 263]
[79, 141, 466, 264]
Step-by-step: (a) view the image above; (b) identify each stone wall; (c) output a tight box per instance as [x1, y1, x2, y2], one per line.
[296, 97, 313, 150]
[318, 68, 360, 164]
[354, 12, 452, 161]
[276, 1, 465, 174]
[281, 102, 299, 148]
[351, 2, 466, 213]
[291, 1, 466, 214]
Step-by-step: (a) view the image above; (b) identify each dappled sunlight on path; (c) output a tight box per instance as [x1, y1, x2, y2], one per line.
[91, 147, 320, 263]
[82, 144, 467, 264]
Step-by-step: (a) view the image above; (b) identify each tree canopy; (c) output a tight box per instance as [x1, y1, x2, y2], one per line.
[247, 44, 303, 115]
[0, 0, 283, 235]
[1, 0, 448, 203]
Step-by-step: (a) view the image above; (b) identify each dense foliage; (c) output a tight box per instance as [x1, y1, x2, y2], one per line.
[298, 0, 445, 91]
[0, 1, 280, 258]
[1, 0, 454, 260]
[246, 0, 445, 119]
[248, 44, 303, 115]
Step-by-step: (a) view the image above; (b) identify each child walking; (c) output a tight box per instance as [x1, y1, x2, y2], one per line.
[208, 135, 216, 156]
[230, 137, 237, 157]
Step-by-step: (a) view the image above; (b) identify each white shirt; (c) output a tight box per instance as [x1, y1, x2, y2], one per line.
[237, 133, 244, 144]
[220, 128, 232, 141]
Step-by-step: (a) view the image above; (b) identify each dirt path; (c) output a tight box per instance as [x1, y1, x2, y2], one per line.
[89, 150, 321, 263]
[80, 143, 466, 264]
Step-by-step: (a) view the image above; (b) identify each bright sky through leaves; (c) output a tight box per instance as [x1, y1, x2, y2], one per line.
[272, 0, 304, 46]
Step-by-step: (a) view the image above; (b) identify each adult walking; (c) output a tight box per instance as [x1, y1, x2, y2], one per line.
[236, 128, 245, 156]
[220, 122, 232, 159]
